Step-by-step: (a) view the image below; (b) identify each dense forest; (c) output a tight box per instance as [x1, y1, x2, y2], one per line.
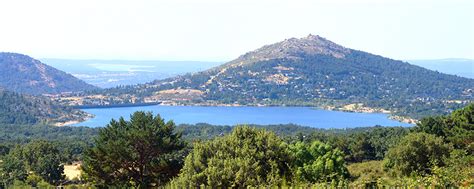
[0, 89, 88, 125]
[1, 104, 472, 188]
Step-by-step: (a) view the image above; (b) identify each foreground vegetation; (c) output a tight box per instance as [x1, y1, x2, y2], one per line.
[0, 104, 473, 188]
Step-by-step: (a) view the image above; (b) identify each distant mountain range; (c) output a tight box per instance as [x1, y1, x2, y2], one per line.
[39, 58, 474, 88]
[39, 58, 473, 88]
[40, 59, 222, 88]
[61, 35, 473, 119]
[0, 53, 98, 95]
[0, 88, 88, 125]
[408, 59, 474, 79]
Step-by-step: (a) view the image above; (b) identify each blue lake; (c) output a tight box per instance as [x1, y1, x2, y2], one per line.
[72, 105, 412, 128]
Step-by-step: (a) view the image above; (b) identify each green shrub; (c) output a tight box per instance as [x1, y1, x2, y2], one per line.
[289, 141, 349, 183]
[383, 132, 451, 176]
[174, 126, 292, 187]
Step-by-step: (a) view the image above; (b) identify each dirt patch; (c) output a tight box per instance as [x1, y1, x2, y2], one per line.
[64, 164, 81, 180]
[157, 89, 204, 95]
[265, 73, 290, 85]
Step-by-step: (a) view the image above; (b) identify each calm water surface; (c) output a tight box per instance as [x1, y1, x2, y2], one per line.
[72, 105, 412, 128]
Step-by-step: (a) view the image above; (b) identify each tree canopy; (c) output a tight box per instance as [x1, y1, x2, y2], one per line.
[82, 111, 185, 188]
[383, 132, 451, 176]
[0, 140, 64, 186]
[414, 103, 474, 152]
[175, 126, 292, 187]
[289, 141, 349, 183]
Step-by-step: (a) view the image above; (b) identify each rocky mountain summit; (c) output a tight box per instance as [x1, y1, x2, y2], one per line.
[222, 34, 350, 68]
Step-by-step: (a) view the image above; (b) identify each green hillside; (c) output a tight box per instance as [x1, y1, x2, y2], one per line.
[0, 52, 98, 95]
[0, 89, 88, 125]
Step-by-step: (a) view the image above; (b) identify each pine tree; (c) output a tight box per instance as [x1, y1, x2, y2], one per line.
[82, 111, 185, 188]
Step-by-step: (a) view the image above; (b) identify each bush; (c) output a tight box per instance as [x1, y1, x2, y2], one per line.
[414, 103, 474, 152]
[347, 161, 387, 184]
[0, 140, 64, 185]
[174, 126, 292, 187]
[428, 149, 474, 187]
[383, 132, 451, 176]
[289, 141, 349, 183]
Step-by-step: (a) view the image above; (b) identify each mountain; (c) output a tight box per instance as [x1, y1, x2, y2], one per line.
[62, 35, 474, 119]
[0, 52, 98, 95]
[0, 88, 89, 125]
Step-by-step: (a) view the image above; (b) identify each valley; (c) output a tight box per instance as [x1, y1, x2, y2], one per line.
[1, 0, 473, 187]
[1, 35, 472, 127]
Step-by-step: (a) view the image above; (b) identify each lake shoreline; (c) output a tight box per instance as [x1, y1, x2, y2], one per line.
[70, 102, 417, 125]
[68, 104, 414, 128]
[54, 112, 96, 127]
[72, 102, 161, 109]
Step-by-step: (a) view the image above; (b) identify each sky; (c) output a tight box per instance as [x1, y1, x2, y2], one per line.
[0, 0, 473, 61]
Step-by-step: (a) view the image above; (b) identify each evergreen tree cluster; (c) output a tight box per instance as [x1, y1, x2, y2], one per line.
[0, 90, 86, 125]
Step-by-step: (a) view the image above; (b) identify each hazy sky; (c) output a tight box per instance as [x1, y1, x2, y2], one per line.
[0, 0, 473, 61]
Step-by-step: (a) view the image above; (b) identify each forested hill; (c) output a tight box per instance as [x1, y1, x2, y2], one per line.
[0, 52, 98, 95]
[77, 35, 473, 118]
[0, 89, 88, 125]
